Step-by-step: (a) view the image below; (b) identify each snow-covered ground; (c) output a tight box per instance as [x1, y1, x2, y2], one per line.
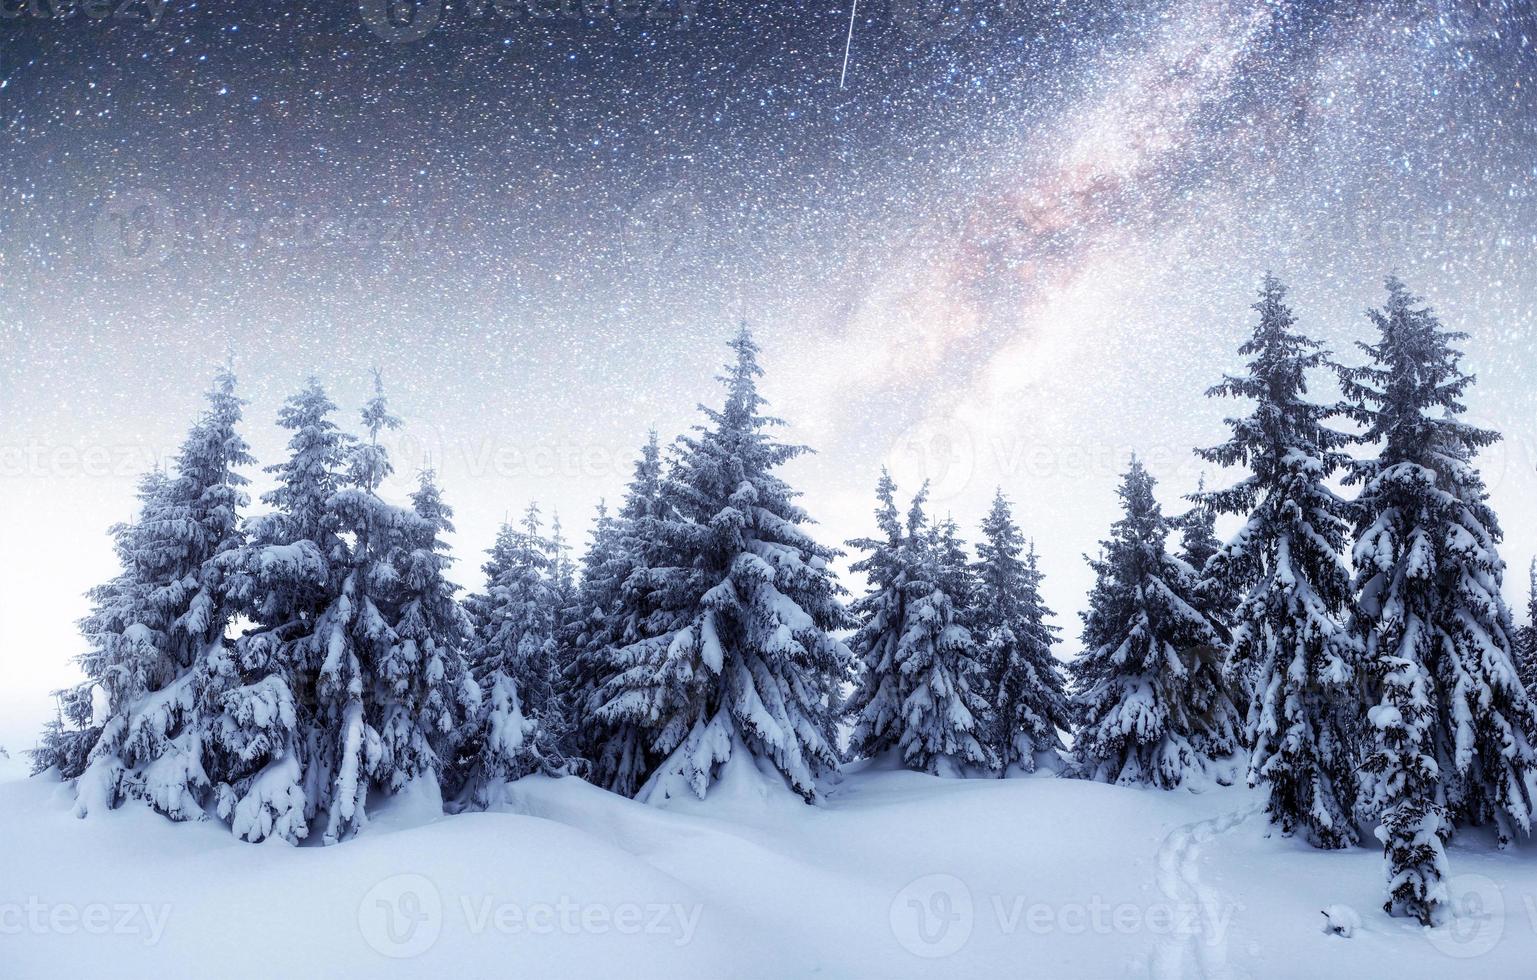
[1, 752, 1533, 979]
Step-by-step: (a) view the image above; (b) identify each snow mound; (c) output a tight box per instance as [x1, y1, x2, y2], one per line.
[1321, 904, 1360, 937]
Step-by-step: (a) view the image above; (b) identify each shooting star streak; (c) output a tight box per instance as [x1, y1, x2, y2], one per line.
[839, 0, 858, 89]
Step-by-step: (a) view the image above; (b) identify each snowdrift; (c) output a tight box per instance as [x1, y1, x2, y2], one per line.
[1, 754, 1532, 979]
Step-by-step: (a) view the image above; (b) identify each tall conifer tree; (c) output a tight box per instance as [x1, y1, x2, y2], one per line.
[1197, 276, 1364, 847]
[598, 327, 851, 802]
[972, 492, 1071, 774]
[1342, 278, 1537, 921]
[1071, 458, 1239, 788]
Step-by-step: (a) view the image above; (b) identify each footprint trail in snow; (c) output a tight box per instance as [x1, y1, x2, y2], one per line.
[1140, 803, 1264, 980]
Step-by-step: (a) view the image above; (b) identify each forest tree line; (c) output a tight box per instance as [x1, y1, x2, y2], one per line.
[30, 275, 1537, 926]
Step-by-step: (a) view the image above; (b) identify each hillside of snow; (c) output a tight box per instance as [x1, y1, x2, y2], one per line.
[1, 753, 1532, 979]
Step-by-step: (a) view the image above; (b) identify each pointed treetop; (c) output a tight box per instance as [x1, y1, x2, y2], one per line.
[717, 322, 766, 429]
[905, 480, 931, 537]
[521, 501, 543, 539]
[871, 468, 901, 541]
[360, 368, 404, 443]
[411, 467, 455, 535]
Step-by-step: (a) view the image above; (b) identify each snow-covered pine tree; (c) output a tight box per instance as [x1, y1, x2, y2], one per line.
[1517, 560, 1537, 693]
[917, 513, 996, 774]
[1365, 662, 1449, 924]
[1196, 274, 1364, 848]
[556, 500, 617, 767]
[572, 433, 677, 796]
[1180, 477, 1240, 632]
[597, 326, 852, 802]
[844, 471, 910, 762]
[299, 373, 480, 840]
[378, 468, 479, 793]
[1341, 278, 1537, 919]
[65, 367, 255, 822]
[452, 506, 567, 809]
[32, 471, 165, 781]
[845, 476, 993, 776]
[288, 373, 405, 843]
[972, 491, 1071, 775]
[1070, 457, 1239, 788]
[30, 688, 98, 779]
[548, 510, 578, 626]
[216, 375, 476, 842]
[1179, 477, 1246, 724]
[1178, 479, 1222, 575]
[213, 377, 350, 843]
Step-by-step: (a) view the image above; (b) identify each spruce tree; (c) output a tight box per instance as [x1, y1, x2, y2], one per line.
[1196, 275, 1363, 848]
[297, 374, 476, 841]
[972, 491, 1071, 775]
[67, 367, 254, 821]
[1177, 480, 1223, 579]
[1179, 478, 1245, 722]
[565, 433, 672, 795]
[296, 373, 405, 843]
[597, 326, 851, 802]
[844, 472, 910, 762]
[214, 378, 350, 843]
[1517, 560, 1537, 693]
[548, 510, 578, 626]
[378, 469, 478, 793]
[220, 376, 474, 842]
[30, 689, 98, 779]
[1070, 458, 1239, 788]
[1180, 477, 1240, 638]
[452, 507, 567, 808]
[845, 477, 993, 776]
[32, 472, 165, 781]
[1342, 277, 1537, 919]
[561, 501, 618, 762]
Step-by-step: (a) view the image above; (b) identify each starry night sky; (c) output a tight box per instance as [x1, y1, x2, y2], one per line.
[2, 0, 1536, 747]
